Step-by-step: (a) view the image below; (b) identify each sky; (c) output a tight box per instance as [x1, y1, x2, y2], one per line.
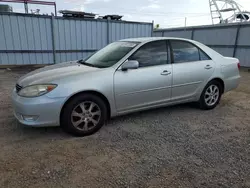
[1, 0, 250, 28]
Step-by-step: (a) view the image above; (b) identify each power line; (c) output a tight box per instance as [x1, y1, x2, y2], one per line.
[86, 7, 211, 16]
[92, 9, 211, 26]
[90, 9, 211, 18]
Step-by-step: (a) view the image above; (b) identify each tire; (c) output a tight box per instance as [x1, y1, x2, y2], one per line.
[199, 80, 222, 110]
[61, 94, 108, 137]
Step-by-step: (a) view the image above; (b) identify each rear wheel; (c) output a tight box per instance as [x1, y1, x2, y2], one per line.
[61, 94, 108, 136]
[199, 80, 222, 110]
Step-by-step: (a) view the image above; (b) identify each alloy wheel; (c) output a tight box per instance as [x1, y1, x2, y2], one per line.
[204, 84, 219, 106]
[71, 101, 101, 131]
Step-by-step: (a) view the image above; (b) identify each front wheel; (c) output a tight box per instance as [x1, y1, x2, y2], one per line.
[199, 80, 222, 110]
[61, 94, 108, 136]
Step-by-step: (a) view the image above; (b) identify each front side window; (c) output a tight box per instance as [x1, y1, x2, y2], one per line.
[171, 40, 200, 63]
[129, 40, 168, 67]
[84, 41, 139, 68]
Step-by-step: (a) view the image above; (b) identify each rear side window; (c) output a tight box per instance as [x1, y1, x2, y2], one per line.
[199, 49, 211, 60]
[170, 40, 210, 63]
[129, 40, 168, 67]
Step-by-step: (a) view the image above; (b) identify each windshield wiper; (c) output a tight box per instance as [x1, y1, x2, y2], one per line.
[77, 59, 98, 68]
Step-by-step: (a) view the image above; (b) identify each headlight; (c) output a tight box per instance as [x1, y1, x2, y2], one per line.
[18, 84, 57, 97]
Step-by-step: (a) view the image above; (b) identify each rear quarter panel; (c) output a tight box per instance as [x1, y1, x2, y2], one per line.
[220, 57, 240, 92]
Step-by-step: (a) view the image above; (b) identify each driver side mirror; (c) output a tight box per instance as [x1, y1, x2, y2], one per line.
[121, 60, 139, 71]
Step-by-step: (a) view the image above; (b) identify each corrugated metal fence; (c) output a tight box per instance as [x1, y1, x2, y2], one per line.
[154, 23, 250, 67]
[0, 13, 153, 65]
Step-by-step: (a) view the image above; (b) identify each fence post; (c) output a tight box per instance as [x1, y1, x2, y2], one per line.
[152, 20, 154, 37]
[51, 14, 56, 64]
[233, 24, 241, 57]
[191, 29, 194, 40]
[107, 19, 110, 45]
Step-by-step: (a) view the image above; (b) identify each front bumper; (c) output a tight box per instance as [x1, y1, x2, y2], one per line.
[11, 89, 66, 127]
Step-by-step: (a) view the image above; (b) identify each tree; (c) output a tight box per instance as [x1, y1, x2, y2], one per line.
[154, 24, 160, 29]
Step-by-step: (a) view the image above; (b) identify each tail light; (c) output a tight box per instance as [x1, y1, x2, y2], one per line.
[237, 62, 240, 70]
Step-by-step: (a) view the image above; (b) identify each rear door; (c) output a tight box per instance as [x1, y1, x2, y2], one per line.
[170, 40, 215, 101]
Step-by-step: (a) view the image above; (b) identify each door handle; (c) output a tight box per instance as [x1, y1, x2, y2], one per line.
[161, 70, 171, 75]
[205, 65, 212, 69]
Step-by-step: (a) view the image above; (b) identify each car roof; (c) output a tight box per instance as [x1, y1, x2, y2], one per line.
[120, 37, 195, 43]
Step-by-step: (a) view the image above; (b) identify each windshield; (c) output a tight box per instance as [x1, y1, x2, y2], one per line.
[84, 41, 139, 68]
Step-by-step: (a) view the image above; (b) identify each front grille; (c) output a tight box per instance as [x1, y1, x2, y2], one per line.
[16, 84, 22, 93]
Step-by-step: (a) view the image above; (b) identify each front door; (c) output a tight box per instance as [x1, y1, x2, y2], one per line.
[170, 40, 215, 101]
[114, 40, 172, 113]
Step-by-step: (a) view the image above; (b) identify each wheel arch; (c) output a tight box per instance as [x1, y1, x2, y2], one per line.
[198, 77, 225, 101]
[60, 90, 111, 124]
[208, 77, 225, 93]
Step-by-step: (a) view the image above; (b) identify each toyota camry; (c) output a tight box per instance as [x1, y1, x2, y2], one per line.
[12, 37, 240, 136]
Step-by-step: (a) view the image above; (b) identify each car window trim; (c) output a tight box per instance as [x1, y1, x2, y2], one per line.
[166, 40, 172, 64]
[168, 39, 212, 64]
[168, 40, 174, 64]
[126, 40, 169, 68]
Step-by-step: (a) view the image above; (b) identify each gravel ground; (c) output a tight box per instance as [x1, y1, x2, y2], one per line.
[0, 67, 250, 188]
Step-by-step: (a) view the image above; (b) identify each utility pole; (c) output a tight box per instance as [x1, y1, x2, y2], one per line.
[24, 0, 28, 13]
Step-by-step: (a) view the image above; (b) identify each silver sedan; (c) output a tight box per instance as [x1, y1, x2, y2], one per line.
[12, 37, 240, 136]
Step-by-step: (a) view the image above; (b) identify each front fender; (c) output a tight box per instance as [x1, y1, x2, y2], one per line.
[46, 68, 117, 117]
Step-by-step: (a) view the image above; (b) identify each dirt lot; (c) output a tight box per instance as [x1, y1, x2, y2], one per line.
[0, 68, 250, 188]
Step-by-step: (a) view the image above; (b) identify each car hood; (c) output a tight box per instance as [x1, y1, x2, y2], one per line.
[17, 61, 99, 87]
